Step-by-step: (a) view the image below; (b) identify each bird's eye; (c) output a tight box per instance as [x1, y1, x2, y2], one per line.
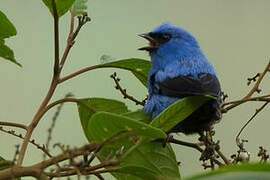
[162, 34, 171, 40]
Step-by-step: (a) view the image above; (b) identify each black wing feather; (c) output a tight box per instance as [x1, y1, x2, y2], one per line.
[157, 73, 221, 97]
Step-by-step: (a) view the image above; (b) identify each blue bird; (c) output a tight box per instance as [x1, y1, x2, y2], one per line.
[138, 22, 221, 134]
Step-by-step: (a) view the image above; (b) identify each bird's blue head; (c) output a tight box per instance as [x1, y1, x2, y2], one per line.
[139, 22, 205, 68]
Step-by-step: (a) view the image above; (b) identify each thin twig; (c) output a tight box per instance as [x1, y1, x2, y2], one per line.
[52, 0, 59, 74]
[0, 127, 53, 158]
[59, 65, 103, 83]
[225, 60, 270, 111]
[41, 98, 96, 120]
[69, 15, 75, 37]
[44, 93, 74, 159]
[210, 159, 214, 170]
[59, 64, 148, 84]
[236, 102, 269, 144]
[211, 158, 224, 167]
[45, 167, 118, 178]
[110, 72, 146, 106]
[12, 145, 20, 163]
[59, 13, 90, 70]
[222, 94, 270, 107]
[94, 173, 105, 180]
[216, 150, 230, 165]
[168, 138, 204, 152]
[0, 121, 27, 130]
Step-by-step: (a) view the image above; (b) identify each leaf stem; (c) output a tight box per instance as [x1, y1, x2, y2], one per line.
[59, 65, 102, 83]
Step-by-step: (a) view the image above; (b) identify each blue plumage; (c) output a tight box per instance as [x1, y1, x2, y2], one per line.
[139, 22, 221, 134]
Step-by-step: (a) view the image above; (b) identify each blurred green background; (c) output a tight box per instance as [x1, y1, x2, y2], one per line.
[1, 0, 270, 179]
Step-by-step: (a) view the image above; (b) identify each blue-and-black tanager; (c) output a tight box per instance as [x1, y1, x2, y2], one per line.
[138, 22, 222, 134]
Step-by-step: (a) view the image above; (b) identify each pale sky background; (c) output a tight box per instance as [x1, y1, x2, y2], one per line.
[1, 0, 270, 179]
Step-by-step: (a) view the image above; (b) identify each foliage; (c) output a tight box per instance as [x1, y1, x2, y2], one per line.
[186, 163, 270, 180]
[0, 0, 270, 180]
[99, 58, 151, 87]
[42, 0, 76, 17]
[0, 10, 21, 66]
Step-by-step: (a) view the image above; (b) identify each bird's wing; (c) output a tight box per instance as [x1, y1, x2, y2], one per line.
[156, 73, 221, 97]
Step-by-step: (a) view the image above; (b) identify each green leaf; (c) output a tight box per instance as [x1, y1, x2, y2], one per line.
[0, 40, 21, 67]
[0, 11, 16, 39]
[0, 156, 20, 180]
[0, 11, 21, 67]
[70, 0, 88, 16]
[99, 58, 151, 87]
[185, 163, 270, 180]
[42, 0, 76, 17]
[77, 98, 181, 180]
[87, 112, 166, 142]
[77, 98, 129, 140]
[122, 110, 152, 124]
[150, 96, 213, 132]
[88, 116, 180, 180]
[112, 142, 181, 180]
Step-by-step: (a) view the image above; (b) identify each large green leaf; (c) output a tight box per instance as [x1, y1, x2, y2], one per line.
[150, 96, 213, 132]
[185, 163, 270, 180]
[88, 112, 180, 180]
[0, 11, 21, 67]
[77, 98, 129, 140]
[0, 156, 20, 180]
[99, 58, 151, 87]
[42, 0, 76, 17]
[77, 98, 181, 180]
[87, 112, 166, 142]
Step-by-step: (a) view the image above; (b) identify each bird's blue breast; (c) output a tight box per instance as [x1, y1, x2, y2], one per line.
[143, 55, 217, 119]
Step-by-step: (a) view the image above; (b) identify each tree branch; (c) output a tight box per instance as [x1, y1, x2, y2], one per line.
[0, 127, 53, 159]
[59, 65, 101, 83]
[110, 72, 146, 106]
[52, 0, 59, 74]
[0, 121, 27, 130]
[17, 0, 61, 166]
[225, 60, 270, 111]
[40, 98, 96, 120]
[216, 149, 230, 165]
[15, 5, 91, 166]
[168, 138, 204, 152]
[222, 94, 270, 107]
[236, 102, 269, 145]
[0, 166, 50, 180]
[59, 13, 90, 71]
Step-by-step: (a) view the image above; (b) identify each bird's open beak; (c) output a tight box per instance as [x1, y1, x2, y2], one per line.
[138, 33, 158, 51]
